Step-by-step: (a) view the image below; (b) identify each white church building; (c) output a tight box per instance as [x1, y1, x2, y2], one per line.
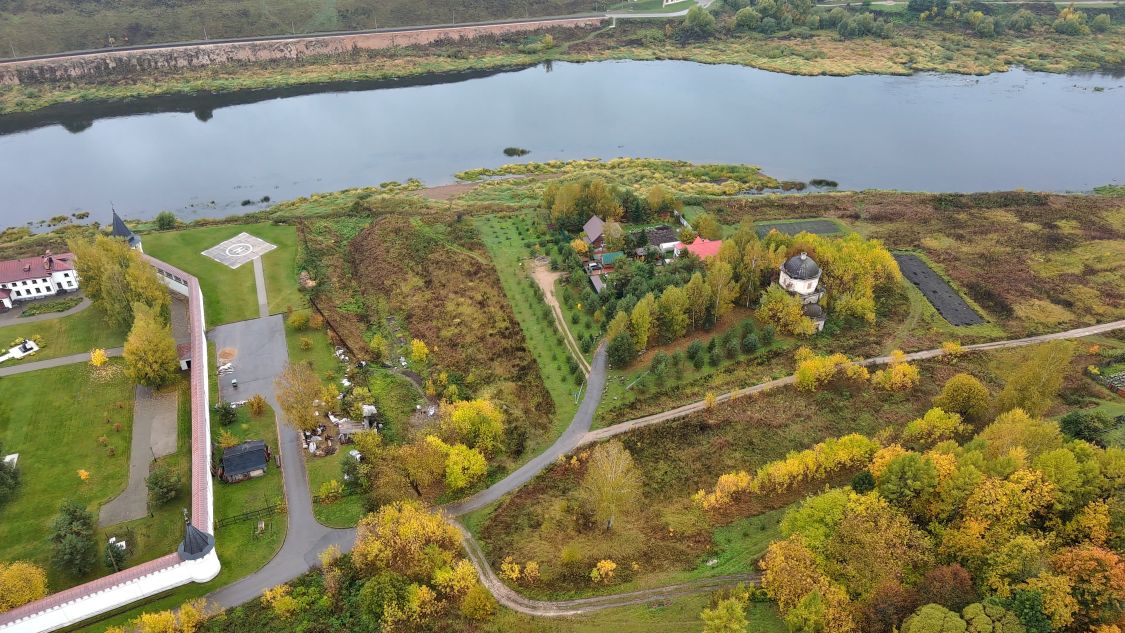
[0, 251, 79, 310]
[779, 252, 827, 332]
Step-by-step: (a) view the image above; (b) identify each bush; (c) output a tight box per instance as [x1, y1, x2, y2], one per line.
[1006, 8, 1035, 32]
[247, 394, 267, 416]
[687, 340, 704, 361]
[104, 539, 128, 571]
[679, 5, 718, 40]
[1059, 410, 1113, 446]
[1054, 7, 1090, 34]
[735, 7, 762, 30]
[154, 211, 176, 230]
[213, 401, 237, 426]
[287, 311, 310, 330]
[1091, 13, 1111, 32]
[146, 466, 182, 507]
[851, 470, 875, 493]
[0, 442, 19, 505]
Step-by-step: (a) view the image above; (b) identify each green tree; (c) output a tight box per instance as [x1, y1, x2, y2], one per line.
[701, 597, 748, 633]
[933, 373, 990, 422]
[657, 285, 690, 342]
[145, 466, 182, 507]
[154, 211, 177, 230]
[104, 539, 127, 571]
[693, 212, 723, 239]
[368, 334, 389, 363]
[580, 440, 642, 531]
[684, 272, 710, 331]
[51, 500, 97, 576]
[995, 341, 1075, 417]
[876, 453, 938, 515]
[1058, 410, 1113, 446]
[607, 332, 638, 368]
[443, 399, 505, 455]
[631, 293, 656, 351]
[706, 260, 738, 325]
[123, 303, 178, 388]
[680, 5, 718, 40]
[900, 604, 968, 633]
[68, 235, 170, 329]
[735, 7, 762, 30]
[961, 602, 1023, 633]
[1090, 12, 1111, 32]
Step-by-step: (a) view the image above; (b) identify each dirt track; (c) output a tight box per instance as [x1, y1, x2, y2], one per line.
[530, 259, 591, 375]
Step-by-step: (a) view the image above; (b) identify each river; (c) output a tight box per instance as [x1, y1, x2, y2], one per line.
[0, 60, 1122, 226]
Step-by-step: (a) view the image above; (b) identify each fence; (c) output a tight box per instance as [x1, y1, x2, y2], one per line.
[215, 504, 284, 529]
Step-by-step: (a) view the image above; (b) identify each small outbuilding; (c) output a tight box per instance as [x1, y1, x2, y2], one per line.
[219, 440, 270, 483]
[803, 303, 827, 332]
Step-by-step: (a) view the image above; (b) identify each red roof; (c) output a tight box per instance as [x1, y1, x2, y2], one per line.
[0, 252, 75, 284]
[678, 238, 723, 259]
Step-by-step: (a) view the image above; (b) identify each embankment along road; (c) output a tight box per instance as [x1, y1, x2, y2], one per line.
[0, 15, 606, 86]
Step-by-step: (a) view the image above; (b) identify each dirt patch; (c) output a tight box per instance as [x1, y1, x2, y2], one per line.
[530, 259, 589, 374]
[417, 182, 481, 201]
[217, 347, 238, 363]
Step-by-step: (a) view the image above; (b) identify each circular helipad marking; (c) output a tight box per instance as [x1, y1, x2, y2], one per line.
[225, 243, 253, 257]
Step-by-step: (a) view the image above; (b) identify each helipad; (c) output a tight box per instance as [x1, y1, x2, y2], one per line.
[201, 232, 277, 269]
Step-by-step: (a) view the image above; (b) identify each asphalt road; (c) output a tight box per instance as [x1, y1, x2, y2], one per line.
[206, 315, 354, 610]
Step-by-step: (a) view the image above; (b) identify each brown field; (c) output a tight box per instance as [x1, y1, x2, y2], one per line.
[708, 191, 1125, 337]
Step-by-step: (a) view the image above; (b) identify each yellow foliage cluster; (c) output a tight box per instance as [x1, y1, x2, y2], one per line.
[793, 347, 870, 391]
[261, 585, 299, 619]
[0, 561, 48, 613]
[590, 559, 618, 584]
[89, 347, 108, 368]
[871, 350, 920, 391]
[694, 434, 881, 510]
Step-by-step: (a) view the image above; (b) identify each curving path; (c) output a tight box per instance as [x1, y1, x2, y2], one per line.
[203, 318, 1125, 617]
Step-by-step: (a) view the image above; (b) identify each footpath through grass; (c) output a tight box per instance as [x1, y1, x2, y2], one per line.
[142, 223, 302, 326]
[0, 303, 125, 366]
[0, 361, 135, 591]
[491, 593, 786, 632]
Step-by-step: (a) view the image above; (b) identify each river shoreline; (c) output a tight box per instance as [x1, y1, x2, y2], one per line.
[1, 22, 1122, 117]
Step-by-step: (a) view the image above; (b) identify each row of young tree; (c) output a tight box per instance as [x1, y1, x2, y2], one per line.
[909, 0, 1112, 36]
[681, 0, 895, 41]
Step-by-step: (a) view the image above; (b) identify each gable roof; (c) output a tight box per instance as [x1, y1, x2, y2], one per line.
[0, 253, 75, 285]
[111, 211, 142, 248]
[677, 238, 723, 259]
[221, 440, 268, 477]
[582, 216, 605, 244]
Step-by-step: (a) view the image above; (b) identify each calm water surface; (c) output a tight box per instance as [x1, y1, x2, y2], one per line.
[0, 60, 1122, 226]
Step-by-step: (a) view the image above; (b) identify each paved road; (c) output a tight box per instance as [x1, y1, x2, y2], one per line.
[583, 318, 1125, 446]
[444, 345, 607, 516]
[252, 257, 269, 319]
[0, 346, 123, 376]
[99, 386, 179, 527]
[199, 317, 1125, 617]
[206, 315, 354, 609]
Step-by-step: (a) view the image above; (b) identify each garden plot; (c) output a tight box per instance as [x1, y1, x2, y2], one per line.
[754, 219, 842, 237]
[894, 253, 983, 326]
[201, 232, 277, 269]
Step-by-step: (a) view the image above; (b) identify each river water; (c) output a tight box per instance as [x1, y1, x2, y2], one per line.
[0, 60, 1122, 226]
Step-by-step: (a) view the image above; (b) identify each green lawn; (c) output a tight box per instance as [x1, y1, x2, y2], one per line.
[0, 361, 135, 591]
[306, 449, 366, 528]
[608, 0, 694, 13]
[0, 303, 126, 366]
[214, 405, 285, 520]
[283, 310, 339, 380]
[142, 223, 303, 326]
[690, 508, 785, 579]
[476, 214, 583, 447]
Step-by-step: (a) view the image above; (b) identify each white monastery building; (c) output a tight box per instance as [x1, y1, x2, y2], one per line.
[779, 252, 828, 332]
[0, 251, 78, 310]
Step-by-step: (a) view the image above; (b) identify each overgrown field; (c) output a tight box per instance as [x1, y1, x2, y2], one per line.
[2, 16, 1122, 115]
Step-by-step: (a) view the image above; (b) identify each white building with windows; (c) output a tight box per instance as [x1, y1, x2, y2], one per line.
[0, 251, 79, 310]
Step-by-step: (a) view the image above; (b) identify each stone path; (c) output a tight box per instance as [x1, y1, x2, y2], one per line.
[99, 386, 179, 527]
[0, 347, 122, 376]
[252, 257, 269, 318]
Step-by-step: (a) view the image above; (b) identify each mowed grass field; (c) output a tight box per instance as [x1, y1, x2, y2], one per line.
[142, 223, 302, 326]
[0, 362, 135, 590]
[476, 213, 584, 445]
[0, 303, 126, 366]
[491, 593, 786, 632]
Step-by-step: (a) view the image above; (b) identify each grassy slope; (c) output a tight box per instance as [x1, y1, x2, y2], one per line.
[0, 303, 126, 365]
[488, 593, 786, 632]
[141, 223, 301, 326]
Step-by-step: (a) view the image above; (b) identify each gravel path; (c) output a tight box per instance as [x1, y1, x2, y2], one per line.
[0, 346, 123, 376]
[99, 386, 179, 527]
[252, 257, 269, 318]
